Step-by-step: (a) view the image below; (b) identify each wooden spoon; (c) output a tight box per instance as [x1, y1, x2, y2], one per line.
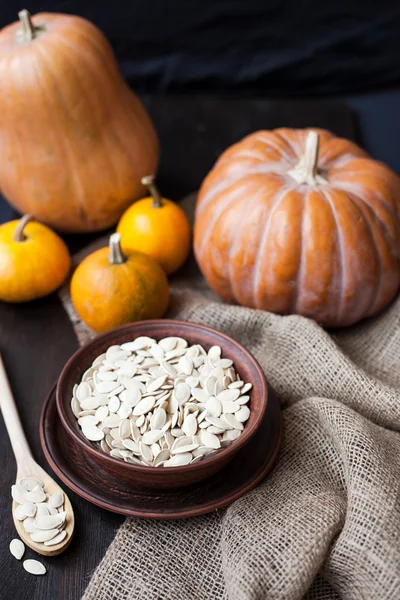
[0, 354, 74, 556]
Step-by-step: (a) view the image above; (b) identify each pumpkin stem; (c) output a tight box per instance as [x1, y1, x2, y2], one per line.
[13, 215, 33, 242]
[303, 131, 319, 180]
[109, 233, 127, 265]
[141, 175, 163, 208]
[16, 9, 44, 44]
[287, 131, 328, 185]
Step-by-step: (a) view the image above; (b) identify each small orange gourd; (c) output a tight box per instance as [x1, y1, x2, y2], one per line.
[0, 215, 71, 302]
[70, 233, 169, 333]
[117, 176, 191, 275]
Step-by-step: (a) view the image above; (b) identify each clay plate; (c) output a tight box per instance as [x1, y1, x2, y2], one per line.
[41, 384, 282, 519]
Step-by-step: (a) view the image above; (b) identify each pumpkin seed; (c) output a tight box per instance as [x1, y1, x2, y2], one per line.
[154, 448, 171, 466]
[135, 414, 145, 427]
[164, 453, 192, 466]
[117, 403, 132, 419]
[30, 529, 60, 543]
[178, 355, 193, 375]
[241, 383, 253, 394]
[191, 388, 210, 403]
[207, 426, 225, 435]
[122, 439, 141, 454]
[221, 400, 240, 414]
[236, 406, 251, 422]
[18, 502, 36, 518]
[97, 371, 117, 382]
[200, 431, 221, 449]
[140, 442, 153, 463]
[228, 380, 244, 389]
[236, 395, 250, 405]
[222, 429, 241, 442]
[221, 413, 244, 430]
[49, 492, 64, 508]
[217, 389, 240, 402]
[14, 505, 28, 520]
[34, 511, 66, 530]
[174, 382, 191, 404]
[76, 382, 91, 402]
[208, 346, 221, 361]
[119, 419, 131, 439]
[186, 376, 199, 388]
[147, 375, 167, 393]
[11, 484, 28, 504]
[149, 344, 165, 362]
[81, 424, 104, 441]
[207, 396, 222, 417]
[142, 429, 164, 445]
[44, 530, 67, 546]
[71, 396, 80, 418]
[133, 396, 156, 416]
[9, 539, 25, 560]
[23, 517, 37, 533]
[95, 405, 109, 421]
[23, 559, 46, 575]
[182, 414, 197, 437]
[151, 408, 167, 430]
[24, 486, 46, 504]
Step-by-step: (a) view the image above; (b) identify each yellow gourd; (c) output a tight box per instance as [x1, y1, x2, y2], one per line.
[0, 215, 71, 302]
[117, 176, 191, 275]
[70, 233, 169, 333]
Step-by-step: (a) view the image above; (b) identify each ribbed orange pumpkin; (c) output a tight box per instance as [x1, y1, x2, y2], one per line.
[194, 128, 400, 327]
[0, 10, 158, 233]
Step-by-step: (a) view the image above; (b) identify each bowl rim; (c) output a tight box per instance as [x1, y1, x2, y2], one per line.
[56, 319, 268, 475]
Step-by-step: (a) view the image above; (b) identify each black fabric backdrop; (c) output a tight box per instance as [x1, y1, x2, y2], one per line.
[1, 0, 400, 96]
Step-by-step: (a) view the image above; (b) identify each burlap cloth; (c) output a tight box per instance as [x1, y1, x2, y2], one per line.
[60, 195, 400, 600]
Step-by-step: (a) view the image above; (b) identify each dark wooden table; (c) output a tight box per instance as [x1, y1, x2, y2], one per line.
[0, 95, 356, 600]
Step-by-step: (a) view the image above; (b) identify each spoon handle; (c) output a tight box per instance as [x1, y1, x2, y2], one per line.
[0, 354, 33, 467]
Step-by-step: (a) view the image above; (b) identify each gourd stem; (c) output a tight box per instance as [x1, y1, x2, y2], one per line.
[18, 9, 35, 42]
[141, 175, 163, 208]
[109, 233, 126, 265]
[287, 131, 327, 185]
[13, 215, 33, 242]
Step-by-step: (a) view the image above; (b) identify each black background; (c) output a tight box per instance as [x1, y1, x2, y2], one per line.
[1, 0, 400, 96]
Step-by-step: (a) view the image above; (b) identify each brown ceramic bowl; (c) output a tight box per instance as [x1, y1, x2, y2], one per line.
[56, 320, 268, 489]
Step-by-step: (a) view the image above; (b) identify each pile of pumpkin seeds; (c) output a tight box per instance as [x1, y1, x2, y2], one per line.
[71, 336, 252, 467]
[12, 477, 67, 546]
[10, 476, 69, 575]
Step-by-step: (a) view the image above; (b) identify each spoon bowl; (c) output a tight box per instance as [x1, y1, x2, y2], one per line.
[0, 354, 74, 556]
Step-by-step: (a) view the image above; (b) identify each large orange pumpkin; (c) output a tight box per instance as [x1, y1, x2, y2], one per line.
[194, 128, 400, 327]
[0, 10, 158, 233]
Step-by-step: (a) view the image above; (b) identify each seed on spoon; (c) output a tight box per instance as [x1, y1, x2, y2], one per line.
[34, 511, 67, 530]
[30, 529, 60, 543]
[11, 484, 27, 504]
[44, 530, 67, 547]
[18, 477, 44, 492]
[23, 517, 37, 533]
[49, 492, 64, 509]
[36, 503, 51, 517]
